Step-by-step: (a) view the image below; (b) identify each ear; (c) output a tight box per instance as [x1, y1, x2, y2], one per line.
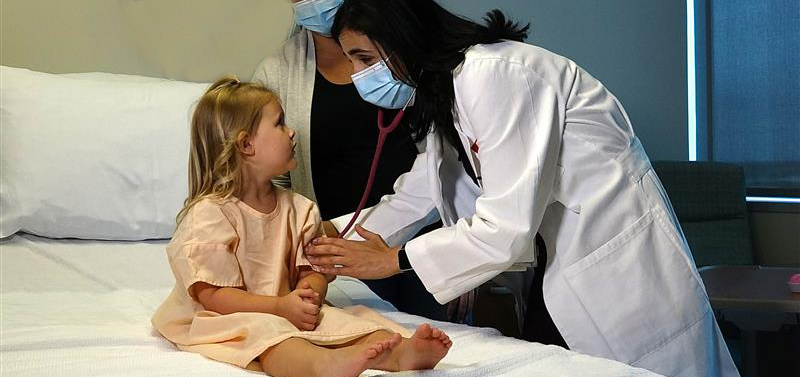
[235, 131, 255, 156]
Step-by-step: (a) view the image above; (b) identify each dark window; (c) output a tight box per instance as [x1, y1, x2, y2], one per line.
[693, 0, 800, 197]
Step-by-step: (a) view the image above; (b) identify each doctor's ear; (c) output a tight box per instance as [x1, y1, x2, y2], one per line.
[235, 131, 255, 156]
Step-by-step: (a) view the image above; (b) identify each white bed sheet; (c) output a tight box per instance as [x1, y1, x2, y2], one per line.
[0, 233, 660, 376]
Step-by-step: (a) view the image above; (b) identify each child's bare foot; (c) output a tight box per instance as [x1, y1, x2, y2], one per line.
[394, 324, 452, 371]
[324, 333, 402, 377]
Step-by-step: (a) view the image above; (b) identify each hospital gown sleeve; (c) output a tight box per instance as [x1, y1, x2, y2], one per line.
[167, 200, 243, 300]
[288, 199, 326, 288]
[329, 150, 440, 247]
[407, 58, 562, 303]
[294, 200, 323, 269]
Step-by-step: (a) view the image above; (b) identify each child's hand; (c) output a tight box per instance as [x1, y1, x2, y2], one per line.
[277, 285, 320, 331]
[297, 281, 323, 307]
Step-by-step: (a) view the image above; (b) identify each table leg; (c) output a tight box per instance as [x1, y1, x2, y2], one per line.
[741, 329, 757, 377]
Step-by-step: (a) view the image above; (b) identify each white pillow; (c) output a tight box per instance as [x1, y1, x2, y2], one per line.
[59, 72, 170, 83]
[0, 66, 209, 240]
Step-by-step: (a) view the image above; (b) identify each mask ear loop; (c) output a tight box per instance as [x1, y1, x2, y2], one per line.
[377, 49, 418, 88]
[400, 87, 416, 112]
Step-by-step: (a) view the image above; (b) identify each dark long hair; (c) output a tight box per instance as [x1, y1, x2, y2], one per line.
[331, 0, 529, 146]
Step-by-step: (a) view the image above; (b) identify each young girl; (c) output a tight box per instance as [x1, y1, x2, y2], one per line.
[151, 77, 451, 377]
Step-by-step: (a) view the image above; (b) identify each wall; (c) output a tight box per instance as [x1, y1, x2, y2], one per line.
[3, 0, 795, 265]
[437, 0, 689, 161]
[0, 0, 294, 82]
[2, 0, 686, 157]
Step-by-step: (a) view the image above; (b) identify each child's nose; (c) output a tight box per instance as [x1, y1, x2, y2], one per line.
[288, 127, 296, 139]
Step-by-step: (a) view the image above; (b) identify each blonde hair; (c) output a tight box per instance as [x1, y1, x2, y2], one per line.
[176, 76, 279, 224]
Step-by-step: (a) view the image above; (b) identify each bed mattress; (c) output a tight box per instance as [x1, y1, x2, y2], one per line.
[0, 233, 660, 376]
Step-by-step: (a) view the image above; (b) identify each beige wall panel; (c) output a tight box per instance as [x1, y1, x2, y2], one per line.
[1, 0, 293, 82]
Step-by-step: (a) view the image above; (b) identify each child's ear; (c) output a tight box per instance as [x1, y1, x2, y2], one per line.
[236, 131, 255, 156]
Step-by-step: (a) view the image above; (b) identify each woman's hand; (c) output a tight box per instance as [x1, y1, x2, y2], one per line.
[277, 284, 320, 331]
[305, 225, 402, 280]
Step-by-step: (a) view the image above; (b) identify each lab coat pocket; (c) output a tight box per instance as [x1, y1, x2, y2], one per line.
[562, 211, 709, 364]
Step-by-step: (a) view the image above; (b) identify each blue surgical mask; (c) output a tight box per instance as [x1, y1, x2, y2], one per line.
[292, 0, 344, 36]
[352, 59, 416, 110]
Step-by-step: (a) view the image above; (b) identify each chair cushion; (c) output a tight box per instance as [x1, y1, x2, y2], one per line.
[652, 161, 747, 222]
[652, 161, 754, 266]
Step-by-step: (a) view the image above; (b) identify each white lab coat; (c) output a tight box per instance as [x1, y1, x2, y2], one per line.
[332, 41, 739, 377]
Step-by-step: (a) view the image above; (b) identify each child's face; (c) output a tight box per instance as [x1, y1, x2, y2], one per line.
[250, 101, 297, 177]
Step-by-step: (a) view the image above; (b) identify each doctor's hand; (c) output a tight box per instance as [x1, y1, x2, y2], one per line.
[304, 225, 402, 280]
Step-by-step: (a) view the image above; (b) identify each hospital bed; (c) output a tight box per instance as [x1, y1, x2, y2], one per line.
[0, 65, 662, 377]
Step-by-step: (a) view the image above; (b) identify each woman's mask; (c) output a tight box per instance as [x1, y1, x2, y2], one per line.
[351, 60, 416, 110]
[292, 0, 344, 36]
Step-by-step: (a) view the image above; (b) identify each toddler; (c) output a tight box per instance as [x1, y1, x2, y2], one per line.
[152, 77, 451, 377]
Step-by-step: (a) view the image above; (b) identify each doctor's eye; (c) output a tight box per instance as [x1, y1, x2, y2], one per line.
[355, 54, 375, 65]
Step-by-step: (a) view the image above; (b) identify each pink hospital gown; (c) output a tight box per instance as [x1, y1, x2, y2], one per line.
[152, 187, 408, 368]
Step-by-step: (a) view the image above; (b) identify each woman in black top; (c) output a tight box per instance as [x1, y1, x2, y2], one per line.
[252, 0, 447, 320]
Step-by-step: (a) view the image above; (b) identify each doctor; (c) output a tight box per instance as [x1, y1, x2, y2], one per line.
[305, 0, 739, 376]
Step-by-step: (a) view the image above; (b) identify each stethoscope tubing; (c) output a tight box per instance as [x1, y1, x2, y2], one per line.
[336, 109, 406, 238]
[337, 91, 416, 239]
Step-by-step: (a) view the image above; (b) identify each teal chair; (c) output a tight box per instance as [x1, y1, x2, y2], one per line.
[651, 161, 755, 267]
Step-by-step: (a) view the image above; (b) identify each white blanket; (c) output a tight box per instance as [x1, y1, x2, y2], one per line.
[0, 234, 660, 376]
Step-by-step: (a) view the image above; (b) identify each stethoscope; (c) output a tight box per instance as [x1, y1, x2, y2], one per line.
[337, 90, 416, 238]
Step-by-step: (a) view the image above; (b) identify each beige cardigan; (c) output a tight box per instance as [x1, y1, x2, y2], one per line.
[252, 30, 319, 202]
